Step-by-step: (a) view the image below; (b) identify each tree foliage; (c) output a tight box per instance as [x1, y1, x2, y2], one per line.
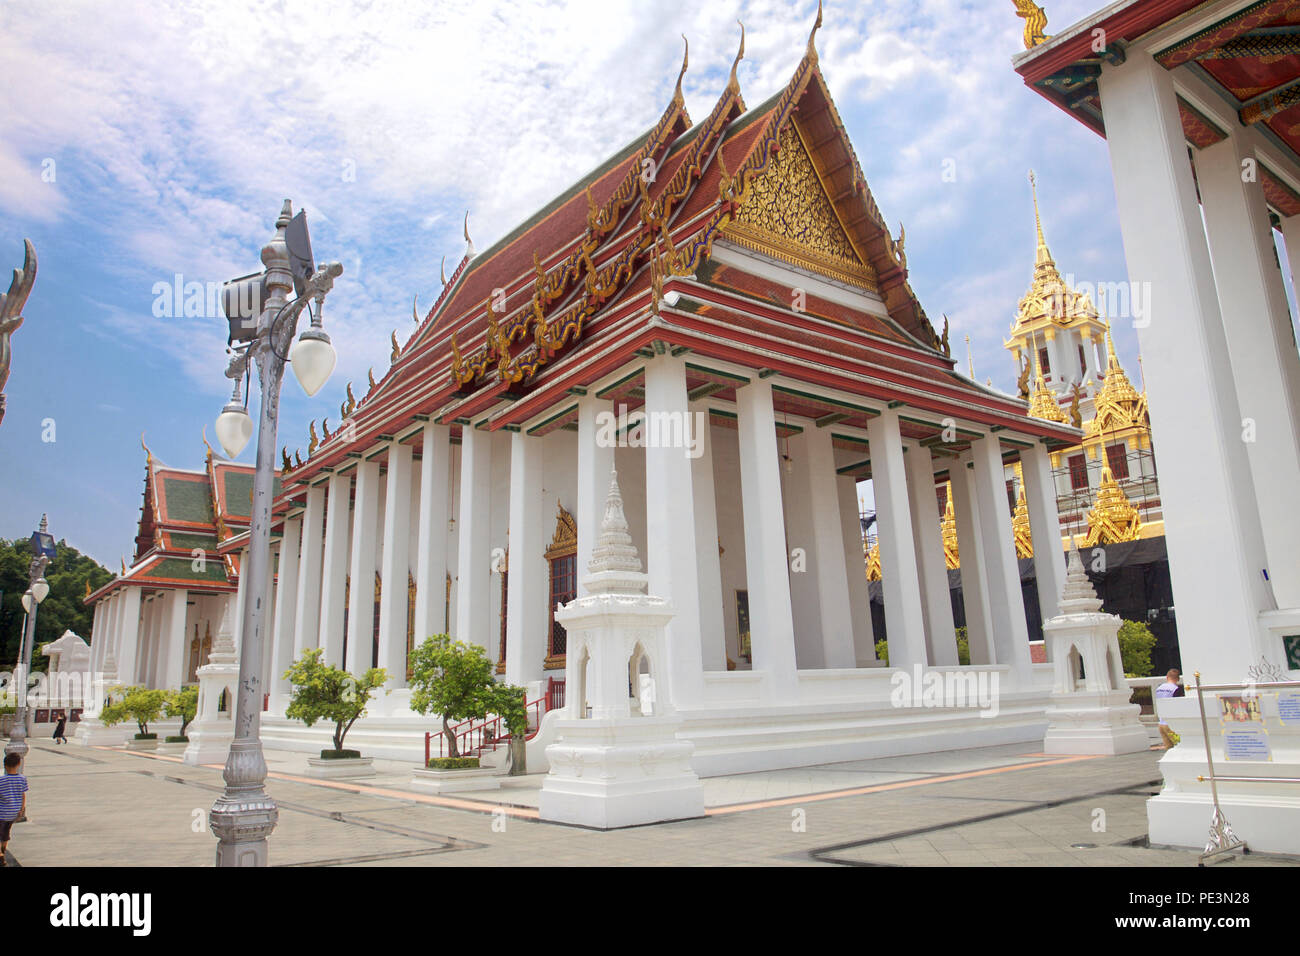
[0, 535, 113, 671]
[165, 686, 198, 737]
[1117, 619, 1157, 678]
[100, 685, 169, 735]
[408, 634, 525, 758]
[283, 648, 388, 753]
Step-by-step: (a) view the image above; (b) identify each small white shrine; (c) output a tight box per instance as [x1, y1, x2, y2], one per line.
[1041, 542, 1148, 755]
[72, 645, 130, 747]
[183, 604, 240, 766]
[539, 470, 705, 829]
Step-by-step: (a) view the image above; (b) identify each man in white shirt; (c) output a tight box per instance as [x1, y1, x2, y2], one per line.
[1154, 668, 1183, 748]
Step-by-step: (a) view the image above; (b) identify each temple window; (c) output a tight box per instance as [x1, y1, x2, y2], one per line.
[1106, 443, 1130, 480]
[544, 503, 577, 670]
[1068, 453, 1089, 491]
[498, 550, 508, 675]
[1038, 347, 1051, 375]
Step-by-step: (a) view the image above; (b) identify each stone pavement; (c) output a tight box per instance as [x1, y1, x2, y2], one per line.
[3, 737, 1296, 867]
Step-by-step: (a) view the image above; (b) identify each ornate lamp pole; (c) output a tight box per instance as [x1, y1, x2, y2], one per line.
[209, 200, 341, 867]
[6, 515, 53, 758]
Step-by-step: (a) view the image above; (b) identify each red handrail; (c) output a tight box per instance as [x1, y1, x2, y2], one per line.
[423, 690, 554, 763]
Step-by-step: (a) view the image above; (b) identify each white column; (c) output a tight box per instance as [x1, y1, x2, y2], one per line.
[455, 423, 494, 652]
[837, 475, 876, 664]
[270, 515, 302, 708]
[1098, 50, 1274, 682]
[866, 408, 928, 669]
[156, 589, 188, 690]
[782, 432, 824, 668]
[1080, 330, 1099, 386]
[293, 484, 325, 659]
[346, 458, 381, 674]
[413, 421, 450, 642]
[1022, 444, 1066, 623]
[970, 436, 1032, 678]
[139, 596, 160, 685]
[805, 426, 857, 668]
[736, 378, 799, 698]
[1197, 133, 1300, 609]
[505, 431, 548, 685]
[644, 355, 706, 705]
[319, 470, 351, 668]
[89, 600, 106, 674]
[576, 395, 615, 597]
[378, 441, 412, 685]
[115, 587, 143, 686]
[691, 406, 727, 670]
[99, 593, 119, 674]
[905, 443, 958, 666]
[951, 456, 994, 666]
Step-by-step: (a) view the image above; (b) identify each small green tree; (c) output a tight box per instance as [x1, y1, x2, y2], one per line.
[100, 685, 169, 737]
[165, 686, 198, 739]
[955, 626, 971, 666]
[408, 634, 502, 758]
[283, 648, 388, 755]
[874, 639, 889, 666]
[1117, 619, 1157, 678]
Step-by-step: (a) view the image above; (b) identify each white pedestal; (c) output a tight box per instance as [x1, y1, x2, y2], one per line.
[304, 756, 375, 779]
[125, 737, 158, 751]
[409, 765, 502, 793]
[72, 722, 129, 747]
[1147, 694, 1300, 854]
[540, 717, 705, 829]
[1043, 691, 1150, 755]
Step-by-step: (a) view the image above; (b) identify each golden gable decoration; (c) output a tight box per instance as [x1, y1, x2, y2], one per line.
[725, 121, 876, 291]
[1083, 466, 1142, 546]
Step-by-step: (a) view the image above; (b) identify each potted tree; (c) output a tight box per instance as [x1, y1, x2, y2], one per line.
[284, 648, 387, 779]
[407, 635, 526, 792]
[159, 686, 198, 753]
[100, 685, 169, 750]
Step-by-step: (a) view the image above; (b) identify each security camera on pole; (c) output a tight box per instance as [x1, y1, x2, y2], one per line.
[208, 199, 342, 867]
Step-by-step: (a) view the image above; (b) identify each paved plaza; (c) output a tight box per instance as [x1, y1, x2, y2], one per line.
[3, 737, 1296, 867]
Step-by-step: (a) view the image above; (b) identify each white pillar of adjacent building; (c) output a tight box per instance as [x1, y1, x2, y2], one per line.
[139, 595, 160, 685]
[293, 483, 325, 659]
[837, 474, 876, 664]
[88, 599, 106, 674]
[951, 456, 994, 666]
[690, 404, 727, 671]
[319, 470, 352, 668]
[644, 355, 706, 705]
[414, 421, 451, 643]
[346, 457, 381, 674]
[413, 421, 450, 643]
[970, 436, 1032, 679]
[576, 395, 615, 597]
[270, 515, 302, 709]
[1098, 50, 1275, 682]
[804, 425, 857, 668]
[1021, 444, 1067, 624]
[866, 408, 929, 670]
[904, 443, 958, 666]
[378, 441, 413, 686]
[1196, 132, 1300, 609]
[115, 586, 143, 687]
[735, 377, 799, 699]
[98, 592, 119, 675]
[505, 431, 549, 686]
[156, 589, 188, 691]
[455, 423, 494, 653]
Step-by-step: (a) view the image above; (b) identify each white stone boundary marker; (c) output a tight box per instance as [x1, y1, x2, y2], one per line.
[1041, 540, 1148, 756]
[539, 468, 705, 829]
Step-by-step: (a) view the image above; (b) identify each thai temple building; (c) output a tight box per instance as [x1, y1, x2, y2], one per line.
[85, 14, 1092, 772]
[1006, 178, 1162, 551]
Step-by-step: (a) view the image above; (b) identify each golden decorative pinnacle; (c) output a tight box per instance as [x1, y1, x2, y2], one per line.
[345, 381, 356, 415]
[85, 579, 92, 599]
[391, 329, 400, 363]
[1014, 0, 1050, 50]
[1084, 465, 1142, 546]
[121, 557, 127, 577]
[322, 418, 332, 440]
[308, 420, 319, 455]
[728, 21, 745, 93]
[367, 367, 376, 391]
[463, 211, 475, 256]
[440, 255, 448, 286]
[675, 34, 689, 104]
[807, 0, 823, 62]
[294, 450, 303, 468]
[412, 293, 420, 325]
[201, 425, 215, 463]
[281, 447, 292, 471]
[140, 431, 153, 467]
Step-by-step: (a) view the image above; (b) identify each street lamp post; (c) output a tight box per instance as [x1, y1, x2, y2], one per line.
[208, 199, 341, 867]
[6, 515, 53, 758]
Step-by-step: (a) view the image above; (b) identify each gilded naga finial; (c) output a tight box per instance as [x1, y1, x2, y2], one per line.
[440, 255, 448, 286]
[0, 238, 36, 428]
[1014, 0, 1050, 50]
[367, 367, 376, 391]
[281, 447, 292, 471]
[294, 450, 304, 468]
[1069, 383, 1083, 428]
[322, 418, 332, 440]
[940, 315, 951, 357]
[412, 293, 420, 325]
[141, 431, 153, 467]
[391, 329, 401, 363]
[807, 0, 823, 62]
[308, 420, 319, 455]
[675, 34, 689, 104]
[201, 424, 215, 462]
[345, 381, 356, 415]
[464, 211, 475, 257]
[728, 22, 745, 94]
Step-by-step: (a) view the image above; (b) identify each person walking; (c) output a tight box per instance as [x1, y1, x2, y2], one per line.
[0, 752, 29, 866]
[52, 713, 67, 745]
[1155, 668, 1183, 749]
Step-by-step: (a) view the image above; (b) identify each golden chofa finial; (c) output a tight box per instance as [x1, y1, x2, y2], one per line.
[440, 255, 448, 286]
[368, 367, 377, 391]
[1014, 0, 1050, 50]
[412, 293, 420, 325]
[391, 329, 401, 363]
[141, 431, 153, 467]
[308, 420, 319, 455]
[807, 0, 823, 62]
[674, 34, 689, 104]
[728, 22, 745, 94]
[201, 425, 215, 462]
[345, 381, 356, 415]
[463, 211, 475, 256]
[281, 447, 292, 471]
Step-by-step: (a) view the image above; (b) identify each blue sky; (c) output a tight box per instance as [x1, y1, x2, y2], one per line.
[0, 0, 1145, 566]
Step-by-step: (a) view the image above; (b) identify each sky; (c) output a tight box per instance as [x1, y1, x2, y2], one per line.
[0, 0, 1151, 566]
